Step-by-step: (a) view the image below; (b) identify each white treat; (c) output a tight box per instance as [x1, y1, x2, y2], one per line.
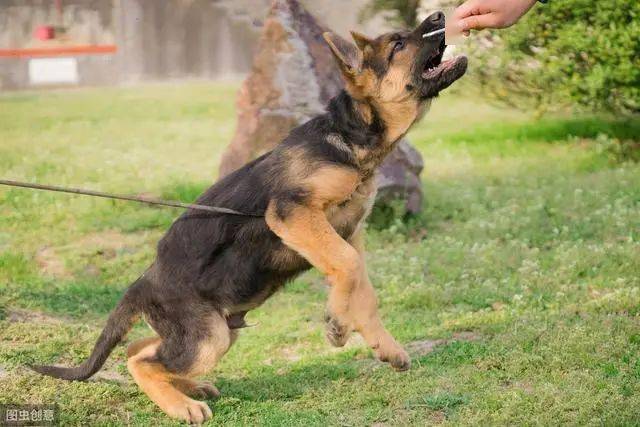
[423, 28, 445, 38]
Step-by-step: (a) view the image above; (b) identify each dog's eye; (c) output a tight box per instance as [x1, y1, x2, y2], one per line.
[389, 40, 405, 62]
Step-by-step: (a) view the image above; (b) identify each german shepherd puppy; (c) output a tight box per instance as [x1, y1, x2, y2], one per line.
[32, 12, 467, 424]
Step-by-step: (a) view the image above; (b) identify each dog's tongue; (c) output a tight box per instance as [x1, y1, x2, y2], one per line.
[422, 58, 454, 79]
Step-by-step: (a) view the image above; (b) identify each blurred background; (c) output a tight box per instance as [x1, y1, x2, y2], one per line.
[0, 0, 383, 88]
[0, 1, 639, 425]
[1, 0, 637, 115]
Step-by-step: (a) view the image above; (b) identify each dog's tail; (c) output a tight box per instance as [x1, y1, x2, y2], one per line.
[30, 277, 145, 381]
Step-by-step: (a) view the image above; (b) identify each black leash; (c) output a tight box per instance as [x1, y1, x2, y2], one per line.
[0, 179, 263, 218]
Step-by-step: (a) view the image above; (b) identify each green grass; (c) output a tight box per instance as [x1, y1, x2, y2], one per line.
[1, 83, 639, 426]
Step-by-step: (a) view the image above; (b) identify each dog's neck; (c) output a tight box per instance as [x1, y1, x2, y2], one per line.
[328, 91, 405, 180]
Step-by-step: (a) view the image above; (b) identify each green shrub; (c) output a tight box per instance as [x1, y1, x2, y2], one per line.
[593, 133, 640, 164]
[472, 0, 640, 115]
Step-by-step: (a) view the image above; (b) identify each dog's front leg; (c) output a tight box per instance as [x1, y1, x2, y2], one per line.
[343, 226, 410, 371]
[266, 201, 363, 324]
[268, 206, 409, 370]
[266, 165, 365, 324]
[265, 165, 409, 370]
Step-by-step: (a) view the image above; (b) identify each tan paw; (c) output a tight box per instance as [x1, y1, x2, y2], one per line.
[166, 398, 212, 425]
[388, 349, 411, 371]
[325, 313, 351, 347]
[375, 344, 411, 371]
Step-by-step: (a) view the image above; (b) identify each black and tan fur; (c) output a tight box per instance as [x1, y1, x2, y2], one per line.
[31, 13, 467, 424]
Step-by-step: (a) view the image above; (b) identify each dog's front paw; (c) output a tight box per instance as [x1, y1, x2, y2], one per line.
[324, 312, 351, 347]
[374, 341, 411, 371]
[388, 349, 411, 371]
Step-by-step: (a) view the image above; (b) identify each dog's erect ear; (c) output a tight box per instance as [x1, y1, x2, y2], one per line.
[350, 31, 373, 52]
[323, 32, 362, 77]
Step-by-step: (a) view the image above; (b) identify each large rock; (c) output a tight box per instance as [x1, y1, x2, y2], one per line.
[218, 0, 424, 214]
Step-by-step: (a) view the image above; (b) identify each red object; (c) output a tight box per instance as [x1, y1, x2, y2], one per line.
[34, 25, 55, 41]
[0, 45, 117, 58]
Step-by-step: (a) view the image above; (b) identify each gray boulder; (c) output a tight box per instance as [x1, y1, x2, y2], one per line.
[218, 0, 424, 214]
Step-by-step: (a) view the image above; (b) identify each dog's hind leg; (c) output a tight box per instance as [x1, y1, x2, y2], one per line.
[126, 337, 160, 358]
[127, 339, 212, 424]
[127, 337, 220, 399]
[126, 312, 235, 424]
[170, 312, 237, 400]
[171, 378, 221, 400]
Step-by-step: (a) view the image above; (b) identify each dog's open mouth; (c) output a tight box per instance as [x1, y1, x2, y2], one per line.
[421, 40, 446, 79]
[422, 56, 466, 79]
[418, 40, 467, 98]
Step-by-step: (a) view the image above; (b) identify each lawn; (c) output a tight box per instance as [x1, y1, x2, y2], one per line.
[0, 83, 639, 426]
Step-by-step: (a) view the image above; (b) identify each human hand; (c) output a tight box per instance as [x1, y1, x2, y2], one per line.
[452, 0, 538, 35]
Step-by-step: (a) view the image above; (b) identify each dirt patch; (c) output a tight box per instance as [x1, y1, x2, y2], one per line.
[5, 308, 67, 325]
[36, 246, 70, 278]
[514, 381, 534, 394]
[74, 230, 136, 251]
[35, 230, 147, 278]
[502, 380, 534, 394]
[263, 342, 307, 366]
[429, 410, 446, 424]
[91, 369, 130, 385]
[280, 345, 303, 362]
[0, 365, 7, 380]
[406, 331, 481, 357]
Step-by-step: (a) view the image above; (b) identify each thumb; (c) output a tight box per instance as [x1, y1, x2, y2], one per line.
[458, 13, 499, 32]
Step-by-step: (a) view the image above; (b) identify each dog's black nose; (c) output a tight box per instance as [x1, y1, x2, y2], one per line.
[428, 11, 445, 24]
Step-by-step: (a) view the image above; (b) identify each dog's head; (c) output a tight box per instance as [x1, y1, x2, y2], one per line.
[324, 12, 467, 140]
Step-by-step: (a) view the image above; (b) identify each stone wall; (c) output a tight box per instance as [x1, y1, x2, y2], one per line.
[0, 0, 264, 89]
[0, 0, 117, 89]
[0, 0, 115, 48]
[0, 0, 394, 90]
[114, 0, 261, 82]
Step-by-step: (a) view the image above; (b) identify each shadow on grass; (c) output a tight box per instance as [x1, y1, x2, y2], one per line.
[216, 360, 359, 403]
[445, 117, 640, 145]
[3, 278, 126, 319]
